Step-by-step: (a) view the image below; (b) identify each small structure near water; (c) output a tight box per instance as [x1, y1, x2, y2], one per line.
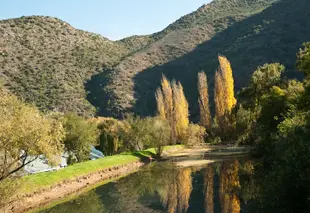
[24, 146, 104, 174]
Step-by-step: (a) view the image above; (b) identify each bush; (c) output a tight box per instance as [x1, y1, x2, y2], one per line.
[184, 124, 205, 146]
[63, 113, 99, 163]
[148, 117, 171, 156]
[122, 115, 153, 151]
[235, 106, 255, 144]
[95, 117, 126, 156]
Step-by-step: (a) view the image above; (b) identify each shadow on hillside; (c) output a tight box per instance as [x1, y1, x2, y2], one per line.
[132, 0, 308, 119]
[85, 69, 126, 118]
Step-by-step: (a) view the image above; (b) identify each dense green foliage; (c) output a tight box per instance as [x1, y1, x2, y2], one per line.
[63, 113, 99, 163]
[147, 118, 171, 156]
[0, 88, 64, 181]
[96, 118, 126, 156]
[235, 43, 310, 212]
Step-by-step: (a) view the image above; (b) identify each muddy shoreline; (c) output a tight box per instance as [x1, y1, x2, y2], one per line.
[1, 161, 144, 213]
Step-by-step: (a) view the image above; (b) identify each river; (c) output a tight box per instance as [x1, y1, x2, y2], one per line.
[39, 151, 260, 213]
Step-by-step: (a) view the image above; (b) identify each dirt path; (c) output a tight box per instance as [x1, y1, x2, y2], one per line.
[1, 161, 144, 213]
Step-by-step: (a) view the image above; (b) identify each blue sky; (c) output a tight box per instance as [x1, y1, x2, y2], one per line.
[0, 0, 210, 40]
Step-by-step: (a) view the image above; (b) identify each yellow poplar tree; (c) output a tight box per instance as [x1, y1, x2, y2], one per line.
[214, 71, 225, 132]
[155, 88, 165, 119]
[172, 81, 189, 143]
[161, 75, 173, 120]
[198, 72, 211, 131]
[218, 55, 237, 111]
[156, 75, 190, 144]
[156, 75, 176, 143]
[214, 55, 237, 136]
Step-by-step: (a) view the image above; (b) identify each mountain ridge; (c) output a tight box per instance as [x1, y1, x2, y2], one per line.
[87, 0, 282, 117]
[1, 0, 309, 119]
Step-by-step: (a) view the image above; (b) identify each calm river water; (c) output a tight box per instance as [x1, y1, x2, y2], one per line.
[40, 154, 260, 213]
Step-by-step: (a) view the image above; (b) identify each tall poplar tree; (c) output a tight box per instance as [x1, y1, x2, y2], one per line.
[198, 72, 211, 131]
[172, 81, 189, 143]
[161, 75, 173, 121]
[155, 75, 189, 144]
[214, 55, 236, 136]
[155, 88, 165, 119]
[218, 55, 237, 111]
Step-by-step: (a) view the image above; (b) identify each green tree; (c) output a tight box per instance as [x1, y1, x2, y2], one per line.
[63, 113, 99, 163]
[235, 106, 255, 144]
[122, 115, 152, 151]
[148, 117, 171, 156]
[297, 42, 310, 77]
[259, 86, 287, 133]
[95, 117, 126, 156]
[240, 63, 285, 111]
[0, 89, 64, 181]
[184, 124, 206, 146]
[251, 45, 310, 213]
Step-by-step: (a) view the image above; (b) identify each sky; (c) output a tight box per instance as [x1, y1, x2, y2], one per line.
[0, 0, 211, 40]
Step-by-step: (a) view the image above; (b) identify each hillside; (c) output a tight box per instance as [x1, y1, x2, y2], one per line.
[87, 0, 281, 117]
[0, 16, 149, 116]
[1, 0, 310, 119]
[88, 0, 310, 119]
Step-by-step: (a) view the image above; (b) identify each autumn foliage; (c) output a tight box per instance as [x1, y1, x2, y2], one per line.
[161, 168, 193, 213]
[198, 72, 211, 131]
[155, 88, 166, 119]
[155, 56, 236, 143]
[204, 165, 215, 213]
[219, 161, 241, 213]
[156, 75, 189, 143]
[172, 81, 189, 143]
[214, 56, 237, 138]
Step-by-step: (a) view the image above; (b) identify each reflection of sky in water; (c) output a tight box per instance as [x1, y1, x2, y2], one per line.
[40, 158, 256, 213]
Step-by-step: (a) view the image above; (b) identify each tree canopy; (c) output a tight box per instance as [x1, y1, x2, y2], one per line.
[0, 89, 64, 181]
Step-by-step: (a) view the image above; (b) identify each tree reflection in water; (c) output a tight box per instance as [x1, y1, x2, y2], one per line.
[219, 160, 241, 213]
[160, 168, 193, 213]
[203, 165, 214, 213]
[40, 159, 257, 213]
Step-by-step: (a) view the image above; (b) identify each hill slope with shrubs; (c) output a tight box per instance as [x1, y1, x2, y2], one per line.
[0, 16, 149, 116]
[1, 0, 310, 119]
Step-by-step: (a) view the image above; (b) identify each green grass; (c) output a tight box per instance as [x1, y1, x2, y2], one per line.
[20, 145, 183, 195]
[21, 155, 139, 193]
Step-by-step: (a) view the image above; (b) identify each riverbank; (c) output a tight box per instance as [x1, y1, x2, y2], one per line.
[0, 145, 184, 213]
[166, 145, 252, 167]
